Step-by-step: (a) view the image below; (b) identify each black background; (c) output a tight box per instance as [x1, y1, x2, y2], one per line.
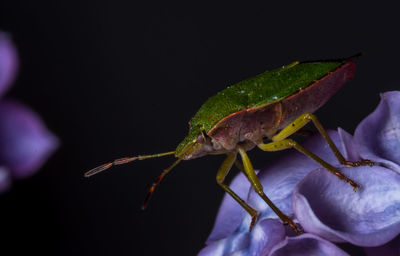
[0, 1, 398, 256]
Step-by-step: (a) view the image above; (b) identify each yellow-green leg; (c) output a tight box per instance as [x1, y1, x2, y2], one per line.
[216, 152, 259, 231]
[237, 146, 303, 235]
[257, 112, 371, 191]
[258, 139, 360, 191]
[273, 113, 373, 167]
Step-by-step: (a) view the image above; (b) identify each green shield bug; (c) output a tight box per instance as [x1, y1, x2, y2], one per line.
[85, 53, 373, 234]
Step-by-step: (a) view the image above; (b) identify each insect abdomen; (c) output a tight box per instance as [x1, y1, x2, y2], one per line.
[207, 60, 356, 150]
[279, 61, 355, 129]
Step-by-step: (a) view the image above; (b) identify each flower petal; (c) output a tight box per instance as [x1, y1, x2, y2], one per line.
[338, 128, 359, 162]
[198, 239, 230, 256]
[364, 235, 400, 256]
[199, 219, 285, 256]
[0, 32, 18, 98]
[198, 231, 250, 256]
[0, 166, 11, 193]
[206, 172, 253, 243]
[0, 100, 58, 178]
[269, 233, 349, 256]
[293, 166, 400, 246]
[354, 91, 400, 173]
[247, 219, 286, 256]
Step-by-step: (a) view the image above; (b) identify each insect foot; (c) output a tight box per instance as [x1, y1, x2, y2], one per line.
[284, 218, 303, 235]
[249, 211, 259, 232]
[333, 170, 360, 192]
[344, 159, 374, 167]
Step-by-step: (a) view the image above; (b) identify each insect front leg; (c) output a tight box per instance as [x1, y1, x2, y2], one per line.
[273, 113, 374, 167]
[237, 146, 303, 235]
[216, 152, 259, 231]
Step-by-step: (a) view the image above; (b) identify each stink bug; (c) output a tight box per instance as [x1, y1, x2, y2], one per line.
[85, 53, 373, 234]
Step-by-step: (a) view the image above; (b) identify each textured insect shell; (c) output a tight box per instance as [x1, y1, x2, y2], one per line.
[206, 61, 356, 151]
[177, 59, 356, 159]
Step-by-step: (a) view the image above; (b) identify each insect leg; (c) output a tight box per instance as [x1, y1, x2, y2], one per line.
[273, 113, 373, 167]
[237, 146, 303, 235]
[216, 152, 259, 231]
[234, 159, 245, 172]
[257, 139, 360, 191]
[142, 157, 182, 209]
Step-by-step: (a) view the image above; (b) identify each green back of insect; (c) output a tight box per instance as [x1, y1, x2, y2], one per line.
[176, 59, 347, 155]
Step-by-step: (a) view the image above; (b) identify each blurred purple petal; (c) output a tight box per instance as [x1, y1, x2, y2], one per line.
[0, 100, 58, 178]
[269, 233, 349, 256]
[354, 91, 400, 173]
[0, 32, 18, 98]
[0, 166, 11, 193]
[293, 166, 400, 246]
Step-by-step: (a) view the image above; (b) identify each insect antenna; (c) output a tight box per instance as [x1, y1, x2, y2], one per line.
[84, 151, 176, 177]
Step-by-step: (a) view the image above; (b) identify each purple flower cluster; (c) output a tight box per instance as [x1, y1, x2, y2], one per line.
[199, 91, 400, 255]
[0, 32, 58, 193]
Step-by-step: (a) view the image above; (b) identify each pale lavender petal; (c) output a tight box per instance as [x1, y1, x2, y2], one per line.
[364, 235, 400, 256]
[269, 233, 349, 256]
[338, 128, 359, 162]
[247, 130, 345, 220]
[354, 91, 400, 173]
[0, 166, 11, 193]
[227, 250, 246, 256]
[247, 219, 286, 256]
[206, 172, 252, 243]
[198, 239, 229, 256]
[200, 219, 285, 256]
[0, 32, 18, 98]
[293, 166, 400, 246]
[198, 232, 249, 256]
[0, 100, 58, 178]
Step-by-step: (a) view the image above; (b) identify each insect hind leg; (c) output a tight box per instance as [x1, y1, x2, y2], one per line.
[257, 139, 360, 191]
[272, 113, 373, 167]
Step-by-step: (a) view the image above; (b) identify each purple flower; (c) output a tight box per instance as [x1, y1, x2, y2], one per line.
[199, 91, 400, 255]
[0, 32, 18, 97]
[0, 32, 58, 193]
